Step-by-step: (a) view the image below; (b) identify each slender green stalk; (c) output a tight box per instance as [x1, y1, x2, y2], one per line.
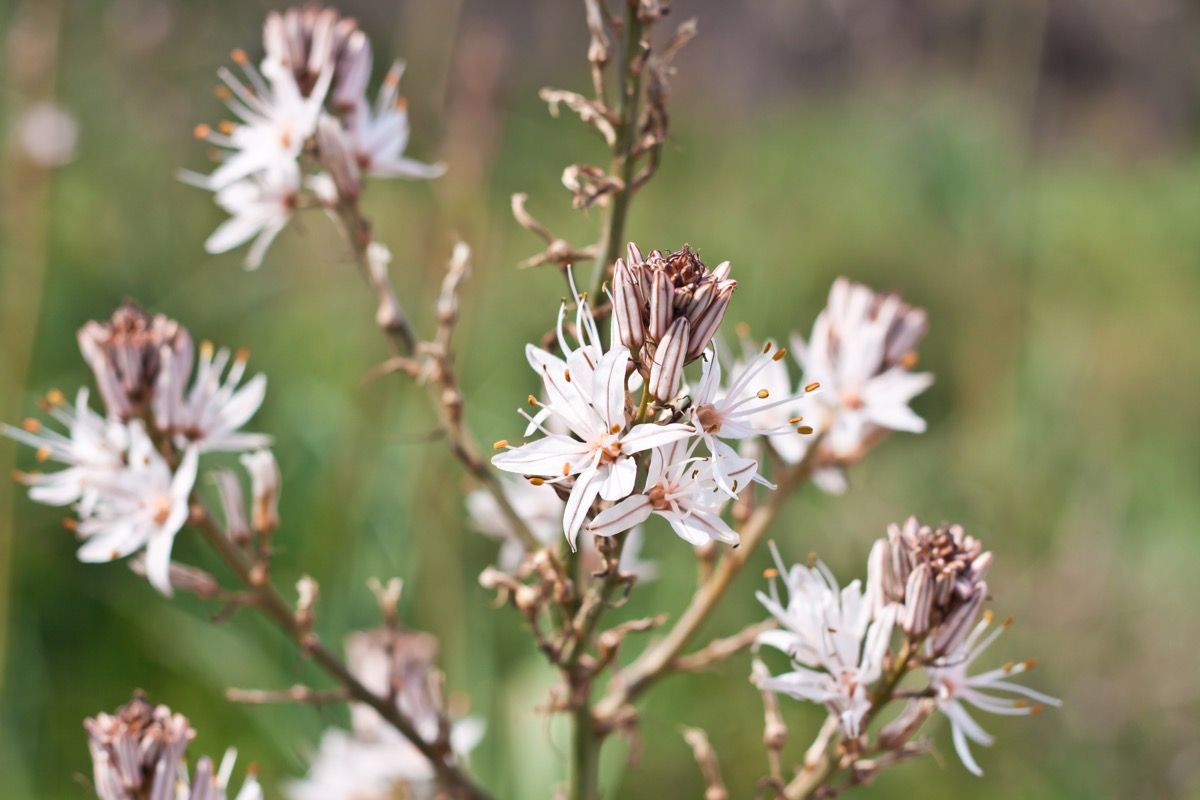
[589, 4, 646, 300]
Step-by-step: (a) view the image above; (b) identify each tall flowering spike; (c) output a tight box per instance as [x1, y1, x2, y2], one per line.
[610, 243, 736, 388]
[792, 277, 933, 472]
[77, 302, 193, 421]
[263, 5, 371, 105]
[85, 692, 195, 800]
[755, 543, 897, 738]
[927, 614, 1061, 776]
[287, 628, 484, 800]
[869, 516, 991, 654]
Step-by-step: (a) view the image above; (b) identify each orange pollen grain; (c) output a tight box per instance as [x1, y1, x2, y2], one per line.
[804, 382, 821, 393]
[492, 439, 509, 450]
[193, 123, 212, 139]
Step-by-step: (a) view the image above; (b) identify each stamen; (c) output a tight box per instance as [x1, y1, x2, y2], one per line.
[735, 322, 751, 338]
[62, 517, 78, 531]
[45, 389, 66, 406]
[1003, 615, 1014, 629]
[527, 477, 545, 486]
[900, 351, 919, 368]
[1023, 657, 1038, 670]
[804, 382, 821, 393]
[394, 96, 408, 111]
[982, 609, 994, 625]
[761, 341, 771, 354]
[1028, 704, 1047, 715]
[564, 369, 571, 383]
[527, 394, 539, 407]
[10, 469, 25, 482]
[756, 389, 769, 399]
[772, 347, 787, 362]
[762, 567, 778, 579]
[788, 416, 803, 424]
[492, 439, 509, 450]
[610, 423, 621, 434]
[230, 48, 248, 64]
[35, 447, 51, 462]
[561, 462, 571, 476]
[193, 123, 212, 139]
[796, 426, 813, 435]
[235, 346, 250, 363]
[21, 418, 40, 433]
[1002, 661, 1015, 673]
[218, 120, 235, 135]
[214, 85, 232, 101]
[200, 340, 215, 359]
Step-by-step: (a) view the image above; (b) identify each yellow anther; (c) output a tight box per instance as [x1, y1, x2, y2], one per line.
[35, 447, 51, 462]
[796, 425, 814, 435]
[527, 394, 539, 407]
[756, 389, 769, 399]
[230, 48, 248, 64]
[193, 123, 212, 139]
[527, 477, 545, 486]
[804, 382, 821, 393]
[788, 416, 803, 424]
[235, 346, 250, 363]
[772, 348, 787, 362]
[21, 418, 40, 433]
[492, 439, 509, 450]
[45, 389, 66, 406]
[763, 567, 778, 579]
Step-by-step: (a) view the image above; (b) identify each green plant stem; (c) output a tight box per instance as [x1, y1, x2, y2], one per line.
[589, 3, 646, 300]
[192, 506, 492, 800]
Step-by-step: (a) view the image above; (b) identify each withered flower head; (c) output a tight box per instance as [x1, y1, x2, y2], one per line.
[77, 302, 193, 421]
[346, 627, 445, 743]
[612, 243, 736, 400]
[263, 5, 372, 107]
[84, 691, 195, 800]
[870, 516, 991, 654]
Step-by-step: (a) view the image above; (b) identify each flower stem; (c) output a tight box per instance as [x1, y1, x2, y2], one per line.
[589, 2, 646, 300]
[191, 505, 492, 800]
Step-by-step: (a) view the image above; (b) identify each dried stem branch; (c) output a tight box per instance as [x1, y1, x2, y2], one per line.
[682, 726, 729, 800]
[669, 618, 776, 673]
[226, 685, 350, 705]
[190, 503, 491, 800]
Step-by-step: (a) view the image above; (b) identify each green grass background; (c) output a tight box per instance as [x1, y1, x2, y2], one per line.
[2, 2, 1199, 798]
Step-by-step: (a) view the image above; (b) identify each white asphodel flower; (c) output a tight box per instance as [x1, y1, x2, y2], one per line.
[926, 612, 1061, 776]
[492, 332, 693, 549]
[157, 340, 270, 453]
[186, 748, 263, 800]
[3, 388, 128, 514]
[345, 61, 446, 181]
[74, 421, 198, 596]
[193, 52, 331, 191]
[587, 439, 753, 547]
[193, 162, 301, 269]
[755, 544, 897, 737]
[792, 277, 933, 463]
[688, 345, 812, 497]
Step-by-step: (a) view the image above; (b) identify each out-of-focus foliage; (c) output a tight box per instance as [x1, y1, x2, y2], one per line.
[1, 2, 1198, 798]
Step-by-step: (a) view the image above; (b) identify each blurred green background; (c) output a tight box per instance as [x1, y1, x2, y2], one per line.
[2, 1, 1199, 798]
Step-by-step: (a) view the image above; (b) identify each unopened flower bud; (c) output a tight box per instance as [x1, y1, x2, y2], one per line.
[315, 114, 361, 200]
[878, 698, 935, 750]
[648, 317, 690, 401]
[240, 449, 280, 536]
[85, 692, 194, 800]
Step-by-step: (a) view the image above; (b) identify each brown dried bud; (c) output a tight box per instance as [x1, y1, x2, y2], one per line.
[878, 698, 935, 750]
[85, 692, 195, 800]
[77, 301, 192, 421]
